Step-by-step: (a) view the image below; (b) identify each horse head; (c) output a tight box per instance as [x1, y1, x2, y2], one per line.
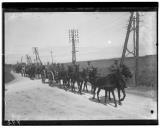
[120, 64, 132, 79]
[89, 67, 98, 80]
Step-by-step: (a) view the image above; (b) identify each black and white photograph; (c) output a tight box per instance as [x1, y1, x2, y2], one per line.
[3, 2, 158, 125]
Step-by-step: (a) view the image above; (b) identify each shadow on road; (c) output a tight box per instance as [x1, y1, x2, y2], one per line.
[47, 82, 86, 95]
[89, 96, 119, 108]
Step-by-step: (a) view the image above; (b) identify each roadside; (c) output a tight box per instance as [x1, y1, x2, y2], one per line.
[5, 66, 15, 84]
[126, 86, 157, 100]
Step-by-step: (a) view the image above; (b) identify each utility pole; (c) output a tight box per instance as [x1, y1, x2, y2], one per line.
[120, 12, 140, 86]
[26, 54, 32, 65]
[135, 12, 140, 86]
[50, 50, 54, 64]
[21, 56, 23, 63]
[32, 47, 42, 65]
[69, 29, 79, 65]
[120, 12, 134, 65]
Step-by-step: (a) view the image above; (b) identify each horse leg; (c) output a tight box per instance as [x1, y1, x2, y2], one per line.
[92, 87, 96, 99]
[117, 88, 122, 105]
[67, 79, 70, 89]
[66, 79, 68, 88]
[77, 81, 80, 93]
[49, 79, 52, 86]
[105, 90, 107, 104]
[71, 81, 73, 91]
[85, 81, 88, 92]
[62, 79, 65, 89]
[82, 82, 85, 91]
[91, 86, 93, 93]
[111, 89, 117, 107]
[72, 81, 76, 92]
[68, 79, 71, 88]
[97, 88, 101, 102]
[71, 80, 73, 91]
[109, 91, 111, 101]
[77, 81, 80, 92]
[120, 88, 126, 101]
[79, 81, 83, 94]
[79, 82, 82, 94]
[64, 80, 67, 90]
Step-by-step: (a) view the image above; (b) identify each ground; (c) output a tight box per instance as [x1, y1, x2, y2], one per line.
[5, 71, 157, 120]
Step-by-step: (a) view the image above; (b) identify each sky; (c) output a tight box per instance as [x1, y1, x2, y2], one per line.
[5, 12, 157, 64]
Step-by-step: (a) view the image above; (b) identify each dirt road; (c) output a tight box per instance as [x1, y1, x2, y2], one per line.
[5, 72, 157, 120]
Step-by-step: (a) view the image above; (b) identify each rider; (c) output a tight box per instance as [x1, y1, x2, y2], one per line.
[56, 63, 60, 72]
[110, 60, 127, 88]
[87, 61, 93, 73]
[109, 60, 119, 73]
[61, 63, 65, 71]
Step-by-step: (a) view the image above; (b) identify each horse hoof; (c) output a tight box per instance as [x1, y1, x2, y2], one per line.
[119, 102, 122, 105]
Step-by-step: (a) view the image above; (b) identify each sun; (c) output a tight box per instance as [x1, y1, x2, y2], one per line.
[107, 40, 112, 45]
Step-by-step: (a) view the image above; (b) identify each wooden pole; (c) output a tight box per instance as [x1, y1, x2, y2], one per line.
[133, 13, 136, 86]
[51, 50, 53, 64]
[120, 12, 134, 66]
[135, 12, 139, 86]
[72, 31, 76, 65]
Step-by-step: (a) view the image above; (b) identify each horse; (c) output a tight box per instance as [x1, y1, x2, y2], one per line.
[82, 68, 89, 92]
[88, 67, 98, 93]
[47, 70, 55, 86]
[115, 64, 132, 101]
[32, 64, 43, 79]
[27, 64, 36, 79]
[15, 64, 22, 74]
[41, 68, 48, 83]
[58, 69, 69, 89]
[66, 65, 74, 88]
[21, 65, 26, 77]
[75, 68, 85, 94]
[67, 64, 81, 93]
[90, 72, 120, 107]
[70, 65, 78, 92]
[69, 65, 87, 94]
[89, 65, 132, 107]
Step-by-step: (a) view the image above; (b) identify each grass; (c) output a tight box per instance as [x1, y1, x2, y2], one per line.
[5, 65, 15, 84]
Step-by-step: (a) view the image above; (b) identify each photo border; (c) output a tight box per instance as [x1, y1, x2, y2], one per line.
[2, 2, 158, 125]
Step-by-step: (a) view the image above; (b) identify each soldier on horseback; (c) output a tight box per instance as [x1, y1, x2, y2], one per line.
[110, 60, 119, 73]
[60, 63, 65, 72]
[109, 60, 127, 88]
[87, 61, 93, 74]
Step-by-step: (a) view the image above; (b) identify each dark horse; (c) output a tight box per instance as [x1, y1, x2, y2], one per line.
[82, 68, 90, 92]
[89, 64, 132, 107]
[41, 66, 48, 83]
[109, 64, 132, 102]
[47, 70, 55, 86]
[68, 64, 84, 94]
